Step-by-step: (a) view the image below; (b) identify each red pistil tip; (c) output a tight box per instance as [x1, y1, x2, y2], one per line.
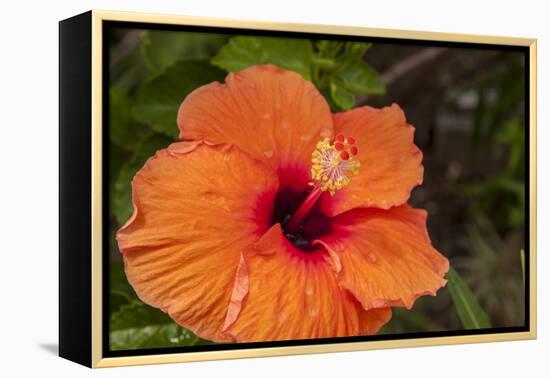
[335, 134, 359, 157]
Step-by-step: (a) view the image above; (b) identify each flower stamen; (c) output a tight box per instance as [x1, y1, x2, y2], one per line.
[285, 135, 360, 234]
[310, 136, 360, 195]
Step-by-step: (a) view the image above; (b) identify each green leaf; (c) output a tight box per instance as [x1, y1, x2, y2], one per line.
[447, 267, 491, 329]
[212, 36, 314, 80]
[315, 40, 344, 59]
[110, 37, 150, 93]
[110, 300, 210, 350]
[344, 42, 373, 60]
[330, 78, 355, 110]
[109, 260, 138, 298]
[111, 30, 226, 91]
[110, 323, 202, 351]
[141, 31, 228, 75]
[111, 133, 173, 225]
[109, 142, 128, 196]
[312, 57, 336, 70]
[132, 60, 225, 138]
[110, 290, 132, 314]
[110, 89, 151, 150]
[111, 160, 137, 226]
[111, 301, 174, 331]
[311, 41, 382, 110]
[334, 61, 385, 95]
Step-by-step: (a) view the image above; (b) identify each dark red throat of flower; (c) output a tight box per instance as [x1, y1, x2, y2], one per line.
[285, 134, 360, 236]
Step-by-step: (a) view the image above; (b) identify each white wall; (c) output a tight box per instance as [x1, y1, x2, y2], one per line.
[0, 0, 547, 376]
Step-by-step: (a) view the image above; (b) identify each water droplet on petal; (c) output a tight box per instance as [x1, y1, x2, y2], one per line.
[367, 252, 377, 263]
[263, 149, 274, 158]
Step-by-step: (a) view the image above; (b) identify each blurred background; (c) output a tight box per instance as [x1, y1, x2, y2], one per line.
[108, 27, 526, 350]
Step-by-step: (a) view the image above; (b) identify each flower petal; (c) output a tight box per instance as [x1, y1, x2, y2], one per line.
[316, 205, 449, 310]
[225, 224, 391, 341]
[358, 306, 392, 335]
[320, 104, 423, 216]
[178, 64, 334, 191]
[116, 142, 279, 342]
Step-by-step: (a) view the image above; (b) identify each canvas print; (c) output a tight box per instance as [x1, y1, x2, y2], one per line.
[107, 25, 527, 353]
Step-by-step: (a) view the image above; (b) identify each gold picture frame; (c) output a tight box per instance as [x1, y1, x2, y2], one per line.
[59, 9, 537, 368]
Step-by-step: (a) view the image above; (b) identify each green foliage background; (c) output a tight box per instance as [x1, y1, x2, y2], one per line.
[108, 28, 526, 350]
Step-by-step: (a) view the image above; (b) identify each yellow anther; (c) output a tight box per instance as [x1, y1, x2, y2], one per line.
[310, 137, 360, 195]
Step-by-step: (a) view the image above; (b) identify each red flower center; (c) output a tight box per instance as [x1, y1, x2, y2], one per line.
[269, 186, 331, 252]
[270, 134, 360, 252]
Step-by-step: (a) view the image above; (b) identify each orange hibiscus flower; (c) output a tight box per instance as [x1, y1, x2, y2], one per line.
[116, 64, 449, 343]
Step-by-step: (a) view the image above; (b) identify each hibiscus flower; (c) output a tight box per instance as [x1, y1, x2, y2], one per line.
[116, 64, 449, 343]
